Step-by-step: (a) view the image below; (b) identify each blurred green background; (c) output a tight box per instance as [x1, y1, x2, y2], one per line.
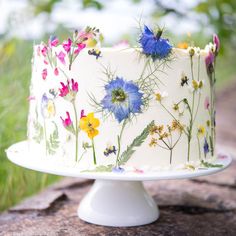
[0, 0, 236, 212]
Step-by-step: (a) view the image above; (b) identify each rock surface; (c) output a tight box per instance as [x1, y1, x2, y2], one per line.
[0, 161, 236, 236]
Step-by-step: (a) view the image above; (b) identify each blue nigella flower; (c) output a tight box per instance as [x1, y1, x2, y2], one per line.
[101, 77, 143, 123]
[139, 25, 172, 60]
[112, 166, 125, 173]
[203, 138, 209, 157]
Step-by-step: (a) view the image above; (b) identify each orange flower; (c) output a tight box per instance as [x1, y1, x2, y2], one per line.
[178, 42, 188, 49]
[79, 112, 100, 139]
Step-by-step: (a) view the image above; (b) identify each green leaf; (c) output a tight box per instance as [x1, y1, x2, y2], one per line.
[32, 120, 44, 143]
[47, 121, 60, 155]
[201, 160, 223, 168]
[118, 120, 154, 166]
[82, 164, 113, 173]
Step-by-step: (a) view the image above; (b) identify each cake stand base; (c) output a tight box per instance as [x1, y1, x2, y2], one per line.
[78, 179, 159, 227]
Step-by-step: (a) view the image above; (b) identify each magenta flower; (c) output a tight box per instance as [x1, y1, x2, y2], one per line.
[63, 38, 72, 53]
[49, 36, 59, 47]
[60, 111, 72, 127]
[42, 68, 48, 80]
[204, 96, 210, 110]
[59, 82, 69, 97]
[71, 79, 78, 92]
[54, 67, 59, 76]
[43, 60, 48, 65]
[80, 109, 86, 118]
[74, 43, 86, 54]
[59, 79, 79, 102]
[56, 51, 66, 65]
[205, 51, 214, 75]
[213, 34, 220, 54]
[41, 46, 48, 57]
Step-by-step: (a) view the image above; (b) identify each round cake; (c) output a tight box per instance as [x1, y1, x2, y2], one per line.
[27, 25, 220, 172]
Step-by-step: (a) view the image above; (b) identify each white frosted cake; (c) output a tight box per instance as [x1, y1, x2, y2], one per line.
[27, 25, 221, 172]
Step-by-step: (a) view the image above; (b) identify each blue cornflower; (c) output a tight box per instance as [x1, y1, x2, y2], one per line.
[101, 77, 143, 123]
[139, 25, 172, 60]
[203, 138, 209, 157]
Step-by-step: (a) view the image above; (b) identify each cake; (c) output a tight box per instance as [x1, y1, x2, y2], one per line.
[27, 25, 221, 172]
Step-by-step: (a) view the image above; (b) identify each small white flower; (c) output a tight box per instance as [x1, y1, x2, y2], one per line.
[194, 47, 201, 56]
[205, 42, 216, 53]
[155, 91, 168, 102]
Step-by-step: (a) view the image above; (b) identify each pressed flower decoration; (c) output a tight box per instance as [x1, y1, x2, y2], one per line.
[59, 78, 81, 162]
[139, 25, 172, 60]
[80, 112, 100, 165]
[101, 77, 143, 123]
[30, 24, 222, 173]
[204, 34, 220, 156]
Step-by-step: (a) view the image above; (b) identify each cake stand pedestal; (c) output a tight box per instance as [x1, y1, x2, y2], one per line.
[78, 180, 158, 227]
[6, 141, 232, 227]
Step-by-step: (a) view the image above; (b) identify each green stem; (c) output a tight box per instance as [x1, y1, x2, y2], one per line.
[170, 148, 173, 165]
[116, 120, 127, 166]
[197, 136, 201, 160]
[72, 101, 78, 162]
[92, 138, 97, 165]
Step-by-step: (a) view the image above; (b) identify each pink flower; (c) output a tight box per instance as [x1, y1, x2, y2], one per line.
[205, 52, 214, 67]
[41, 46, 48, 57]
[49, 37, 59, 47]
[213, 34, 220, 54]
[59, 79, 79, 101]
[43, 60, 48, 65]
[42, 68, 48, 80]
[71, 78, 78, 92]
[80, 109, 86, 118]
[57, 51, 66, 65]
[60, 112, 72, 127]
[204, 96, 210, 110]
[54, 67, 59, 76]
[27, 96, 36, 101]
[74, 43, 86, 54]
[63, 38, 72, 53]
[59, 81, 69, 97]
[77, 31, 93, 40]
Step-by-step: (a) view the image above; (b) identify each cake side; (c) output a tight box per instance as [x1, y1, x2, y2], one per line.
[27, 27, 219, 172]
[26, 46, 217, 169]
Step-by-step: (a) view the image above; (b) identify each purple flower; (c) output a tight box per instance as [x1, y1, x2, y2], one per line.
[213, 34, 220, 54]
[205, 52, 214, 75]
[112, 166, 125, 173]
[139, 25, 172, 60]
[204, 138, 209, 157]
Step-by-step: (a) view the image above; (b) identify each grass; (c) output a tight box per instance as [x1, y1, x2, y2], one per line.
[0, 38, 60, 212]
[0, 37, 235, 212]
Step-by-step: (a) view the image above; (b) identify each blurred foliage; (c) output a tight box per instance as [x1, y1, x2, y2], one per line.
[194, 0, 236, 47]
[0, 39, 61, 211]
[27, 0, 236, 49]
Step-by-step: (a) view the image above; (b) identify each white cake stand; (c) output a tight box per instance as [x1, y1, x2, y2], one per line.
[6, 141, 232, 227]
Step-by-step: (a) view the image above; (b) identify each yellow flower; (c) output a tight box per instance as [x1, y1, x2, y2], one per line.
[197, 125, 205, 137]
[47, 100, 56, 117]
[155, 93, 162, 102]
[192, 80, 199, 90]
[79, 112, 100, 139]
[178, 42, 188, 49]
[149, 138, 158, 147]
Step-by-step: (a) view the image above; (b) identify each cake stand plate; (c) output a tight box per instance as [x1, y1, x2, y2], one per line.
[6, 141, 232, 227]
